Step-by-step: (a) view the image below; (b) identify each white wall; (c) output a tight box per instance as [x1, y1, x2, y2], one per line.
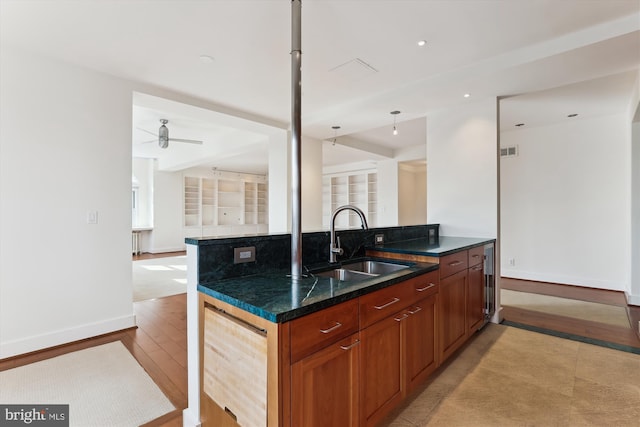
[268, 134, 290, 233]
[150, 166, 185, 252]
[377, 160, 400, 226]
[632, 118, 640, 303]
[398, 164, 427, 226]
[0, 48, 136, 358]
[501, 114, 630, 291]
[132, 157, 154, 228]
[426, 98, 498, 238]
[302, 136, 324, 231]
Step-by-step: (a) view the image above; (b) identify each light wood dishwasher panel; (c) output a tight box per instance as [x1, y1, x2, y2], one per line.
[203, 305, 268, 427]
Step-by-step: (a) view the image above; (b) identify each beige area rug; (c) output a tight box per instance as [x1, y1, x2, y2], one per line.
[133, 255, 187, 302]
[0, 341, 174, 426]
[386, 324, 640, 427]
[501, 289, 630, 328]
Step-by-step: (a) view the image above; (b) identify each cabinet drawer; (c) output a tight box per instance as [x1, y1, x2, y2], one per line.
[406, 271, 439, 306]
[439, 251, 468, 278]
[468, 246, 484, 267]
[360, 281, 413, 328]
[290, 298, 359, 363]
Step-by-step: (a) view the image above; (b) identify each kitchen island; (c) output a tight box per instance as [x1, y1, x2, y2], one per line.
[184, 227, 495, 427]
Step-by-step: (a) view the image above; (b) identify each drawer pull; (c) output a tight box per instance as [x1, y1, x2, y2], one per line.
[472, 265, 482, 271]
[319, 321, 342, 334]
[374, 297, 400, 310]
[340, 339, 361, 351]
[416, 283, 435, 292]
[448, 261, 463, 267]
[407, 306, 422, 315]
[394, 313, 409, 322]
[471, 254, 481, 258]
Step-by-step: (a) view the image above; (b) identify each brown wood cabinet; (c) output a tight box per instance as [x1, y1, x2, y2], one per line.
[199, 267, 447, 427]
[404, 293, 438, 393]
[439, 268, 468, 361]
[291, 333, 360, 427]
[360, 312, 403, 427]
[467, 247, 485, 334]
[359, 272, 439, 427]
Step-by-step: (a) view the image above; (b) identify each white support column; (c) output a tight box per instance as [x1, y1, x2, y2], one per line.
[183, 243, 201, 427]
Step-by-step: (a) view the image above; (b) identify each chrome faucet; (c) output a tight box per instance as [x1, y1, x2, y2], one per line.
[329, 205, 369, 263]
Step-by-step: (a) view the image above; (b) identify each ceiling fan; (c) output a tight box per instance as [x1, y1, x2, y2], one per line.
[139, 119, 203, 149]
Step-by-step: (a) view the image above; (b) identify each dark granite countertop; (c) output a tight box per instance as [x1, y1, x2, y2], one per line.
[198, 257, 438, 323]
[197, 235, 495, 324]
[372, 236, 494, 257]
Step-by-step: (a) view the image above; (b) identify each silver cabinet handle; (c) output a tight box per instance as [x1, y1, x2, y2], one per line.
[472, 265, 482, 271]
[448, 261, 462, 266]
[319, 321, 342, 334]
[340, 339, 361, 350]
[471, 254, 480, 258]
[394, 313, 409, 322]
[374, 297, 400, 310]
[416, 283, 435, 292]
[407, 306, 422, 315]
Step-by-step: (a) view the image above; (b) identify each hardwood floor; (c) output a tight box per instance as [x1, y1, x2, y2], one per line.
[2, 272, 638, 427]
[0, 294, 187, 427]
[501, 277, 640, 349]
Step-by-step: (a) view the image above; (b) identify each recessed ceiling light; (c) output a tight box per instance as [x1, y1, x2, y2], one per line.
[567, 113, 578, 118]
[464, 93, 470, 98]
[417, 40, 427, 47]
[199, 55, 215, 64]
[515, 123, 525, 127]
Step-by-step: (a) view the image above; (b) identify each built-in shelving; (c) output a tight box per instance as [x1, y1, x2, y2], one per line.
[183, 173, 268, 237]
[322, 170, 377, 229]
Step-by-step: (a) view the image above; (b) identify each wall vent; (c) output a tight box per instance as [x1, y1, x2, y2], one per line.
[500, 146, 518, 157]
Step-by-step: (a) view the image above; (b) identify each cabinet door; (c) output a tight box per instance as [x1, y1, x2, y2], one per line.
[291, 334, 360, 427]
[404, 294, 438, 393]
[439, 269, 467, 362]
[360, 312, 404, 427]
[467, 263, 485, 333]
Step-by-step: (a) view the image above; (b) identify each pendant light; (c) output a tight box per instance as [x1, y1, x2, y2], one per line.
[331, 125, 340, 146]
[390, 110, 401, 135]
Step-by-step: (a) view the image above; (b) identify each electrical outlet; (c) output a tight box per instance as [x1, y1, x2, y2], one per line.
[508, 258, 515, 267]
[86, 210, 98, 224]
[234, 246, 255, 264]
[375, 234, 384, 244]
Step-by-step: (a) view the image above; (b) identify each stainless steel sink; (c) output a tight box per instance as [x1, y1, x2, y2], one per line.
[315, 260, 410, 282]
[316, 268, 377, 281]
[341, 260, 410, 275]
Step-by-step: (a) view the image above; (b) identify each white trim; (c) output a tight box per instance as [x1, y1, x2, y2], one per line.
[501, 269, 626, 292]
[0, 315, 136, 360]
[149, 246, 186, 254]
[625, 291, 640, 306]
[182, 409, 201, 427]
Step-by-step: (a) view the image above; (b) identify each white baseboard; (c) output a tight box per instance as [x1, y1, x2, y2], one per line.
[182, 408, 201, 427]
[149, 246, 186, 254]
[0, 314, 136, 360]
[625, 291, 640, 306]
[501, 269, 625, 292]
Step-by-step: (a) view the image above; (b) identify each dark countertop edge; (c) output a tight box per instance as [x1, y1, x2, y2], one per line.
[371, 237, 496, 257]
[197, 262, 439, 323]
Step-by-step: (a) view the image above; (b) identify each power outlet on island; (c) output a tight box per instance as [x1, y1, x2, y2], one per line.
[234, 246, 256, 264]
[375, 234, 384, 245]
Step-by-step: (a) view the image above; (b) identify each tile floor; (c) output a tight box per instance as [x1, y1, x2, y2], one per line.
[383, 324, 640, 427]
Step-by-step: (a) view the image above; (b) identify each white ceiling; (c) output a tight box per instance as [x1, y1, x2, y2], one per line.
[2, 0, 639, 174]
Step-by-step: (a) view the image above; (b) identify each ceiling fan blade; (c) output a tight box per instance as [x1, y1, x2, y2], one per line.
[136, 127, 158, 137]
[141, 139, 156, 144]
[169, 138, 203, 145]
